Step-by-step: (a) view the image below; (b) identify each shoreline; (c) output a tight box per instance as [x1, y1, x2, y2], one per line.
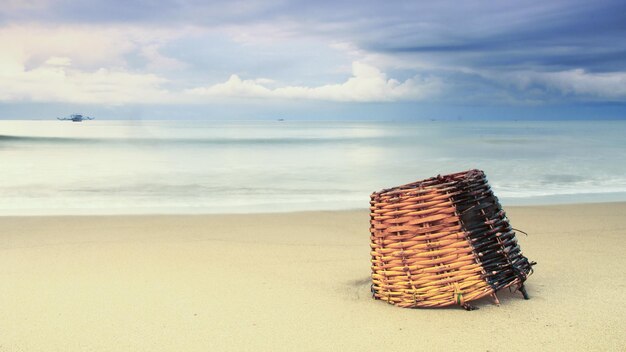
[1, 202, 625, 351]
[3, 197, 626, 217]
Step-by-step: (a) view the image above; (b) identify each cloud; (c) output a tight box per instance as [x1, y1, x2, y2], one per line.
[475, 68, 626, 104]
[44, 56, 72, 66]
[141, 44, 187, 71]
[0, 41, 440, 105]
[0, 25, 133, 69]
[0, 22, 440, 105]
[0, 24, 193, 70]
[186, 62, 441, 102]
[0, 54, 171, 104]
[1, 1, 625, 112]
[10, 1, 625, 71]
[0, 0, 48, 15]
[518, 69, 626, 101]
[188, 74, 273, 99]
[0, 24, 193, 104]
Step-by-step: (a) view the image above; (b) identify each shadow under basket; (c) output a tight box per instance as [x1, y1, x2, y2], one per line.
[369, 169, 535, 310]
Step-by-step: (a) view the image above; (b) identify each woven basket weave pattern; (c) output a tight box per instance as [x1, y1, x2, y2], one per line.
[369, 169, 534, 308]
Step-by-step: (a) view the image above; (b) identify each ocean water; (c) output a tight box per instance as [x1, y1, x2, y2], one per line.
[1, 119, 625, 215]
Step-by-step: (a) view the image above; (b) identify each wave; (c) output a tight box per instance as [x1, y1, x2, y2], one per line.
[60, 184, 359, 196]
[0, 135, 87, 143]
[0, 134, 381, 146]
[2, 120, 625, 214]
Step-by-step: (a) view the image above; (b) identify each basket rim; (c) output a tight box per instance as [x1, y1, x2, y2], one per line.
[371, 169, 485, 198]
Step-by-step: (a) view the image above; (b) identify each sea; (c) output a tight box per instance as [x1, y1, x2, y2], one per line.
[1, 119, 625, 215]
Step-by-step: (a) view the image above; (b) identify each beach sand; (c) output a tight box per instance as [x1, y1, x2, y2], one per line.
[1, 203, 625, 351]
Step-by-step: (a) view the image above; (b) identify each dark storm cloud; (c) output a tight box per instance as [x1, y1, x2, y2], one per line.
[360, 1, 626, 72]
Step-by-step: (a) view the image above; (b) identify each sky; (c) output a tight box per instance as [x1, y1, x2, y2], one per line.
[0, 0, 625, 120]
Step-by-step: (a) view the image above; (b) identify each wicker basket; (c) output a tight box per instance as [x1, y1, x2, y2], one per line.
[369, 169, 535, 309]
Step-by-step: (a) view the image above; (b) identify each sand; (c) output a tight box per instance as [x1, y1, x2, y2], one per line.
[1, 203, 625, 351]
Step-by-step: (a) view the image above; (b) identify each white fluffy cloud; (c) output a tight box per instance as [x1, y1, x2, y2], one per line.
[0, 56, 171, 104]
[186, 62, 441, 102]
[0, 23, 445, 105]
[0, 24, 442, 104]
[0, 24, 194, 104]
[1, 47, 439, 104]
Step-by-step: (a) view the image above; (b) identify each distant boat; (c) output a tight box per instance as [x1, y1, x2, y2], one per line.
[277, 118, 285, 122]
[57, 114, 94, 122]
